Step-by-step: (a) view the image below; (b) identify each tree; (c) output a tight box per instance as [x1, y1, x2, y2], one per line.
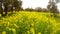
[47, 0, 59, 15]
[25, 8, 34, 11]
[35, 7, 42, 12]
[0, 0, 3, 15]
[42, 8, 48, 12]
[13, 0, 22, 11]
[0, 0, 22, 16]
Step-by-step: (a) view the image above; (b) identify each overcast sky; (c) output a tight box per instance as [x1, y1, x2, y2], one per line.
[22, 0, 60, 10]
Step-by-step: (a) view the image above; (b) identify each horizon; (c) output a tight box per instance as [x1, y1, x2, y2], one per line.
[22, 0, 60, 12]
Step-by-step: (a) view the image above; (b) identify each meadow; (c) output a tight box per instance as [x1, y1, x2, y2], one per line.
[0, 11, 60, 34]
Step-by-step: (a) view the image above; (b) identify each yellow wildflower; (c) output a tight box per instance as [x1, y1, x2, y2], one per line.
[2, 31, 6, 34]
[38, 32, 41, 34]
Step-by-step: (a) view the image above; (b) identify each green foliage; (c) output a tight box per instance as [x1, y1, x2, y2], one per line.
[55, 30, 60, 34]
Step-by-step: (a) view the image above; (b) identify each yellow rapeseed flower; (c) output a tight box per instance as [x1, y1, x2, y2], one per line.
[9, 28, 12, 31]
[31, 23, 34, 27]
[7, 22, 10, 26]
[14, 24, 19, 28]
[27, 31, 30, 34]
[38, 32, 41, 34]
[2, 31, 6, 34]
[30, 28, 35, 34]
[12, 28, 16, 34]
[0, 14, 1, 17]
[12, 28, 16, 32]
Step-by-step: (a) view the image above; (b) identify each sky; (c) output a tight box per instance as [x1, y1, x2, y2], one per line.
[22, 0, 60, 10]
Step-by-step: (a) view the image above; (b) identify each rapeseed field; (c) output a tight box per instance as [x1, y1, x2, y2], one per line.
[0, 11, 60, 34]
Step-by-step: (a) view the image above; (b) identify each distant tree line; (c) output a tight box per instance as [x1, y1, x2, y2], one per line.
[24, 7, 51, 12]
[0, 0, 59, 17]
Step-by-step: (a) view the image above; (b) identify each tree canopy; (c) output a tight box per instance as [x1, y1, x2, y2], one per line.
[0, 0, 22, 16]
